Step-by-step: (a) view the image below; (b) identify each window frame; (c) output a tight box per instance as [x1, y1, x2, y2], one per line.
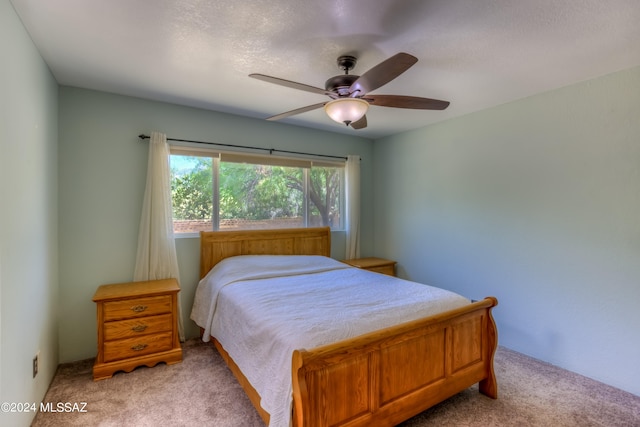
[169, 146, 345, 238]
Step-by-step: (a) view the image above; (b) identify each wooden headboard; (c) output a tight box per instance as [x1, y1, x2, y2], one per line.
[199, 227, 331, 279]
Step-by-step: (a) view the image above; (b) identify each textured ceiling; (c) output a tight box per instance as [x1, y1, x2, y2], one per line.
[10, 0, 640, 139]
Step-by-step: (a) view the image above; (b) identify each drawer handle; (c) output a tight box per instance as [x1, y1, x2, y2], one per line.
[131, 324, 148, 333]
[131, 305, 148, 313]
[131, 343, 148, 351]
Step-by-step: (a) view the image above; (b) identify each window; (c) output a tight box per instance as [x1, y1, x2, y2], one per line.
[170, 148, 344, 234]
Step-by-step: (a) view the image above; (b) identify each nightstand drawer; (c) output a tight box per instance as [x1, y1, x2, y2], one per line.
[103, 295, 172, 321]
[343, 257, 397, 277]
[103, 313, 173, 341]
[103, 331, 173, 362]
[367, 264, 396, 276]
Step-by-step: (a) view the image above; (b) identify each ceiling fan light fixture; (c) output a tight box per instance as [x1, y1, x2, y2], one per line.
[324, 98, 369, 125]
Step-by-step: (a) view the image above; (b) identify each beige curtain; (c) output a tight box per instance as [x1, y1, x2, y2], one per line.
[345, 155, 361, 259]
[133, 131, 184, 341]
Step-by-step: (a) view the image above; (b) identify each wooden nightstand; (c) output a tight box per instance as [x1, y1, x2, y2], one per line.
[343, 257, 397, 276]
[92, 278, 182, 381]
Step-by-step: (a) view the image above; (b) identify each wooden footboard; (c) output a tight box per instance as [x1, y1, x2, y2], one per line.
[290, 297, 498, 427]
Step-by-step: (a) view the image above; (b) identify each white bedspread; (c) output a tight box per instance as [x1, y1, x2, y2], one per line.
[190, 255, 470, 427]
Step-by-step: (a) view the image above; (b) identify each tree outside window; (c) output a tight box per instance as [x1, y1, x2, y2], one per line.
[170, 153, 343, 234]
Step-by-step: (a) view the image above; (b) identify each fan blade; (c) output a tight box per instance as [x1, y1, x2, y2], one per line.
[250, 74, 329, 96]
[350, 115, 367, 129]
[365, 95, 450, 110]
[266, 102, 327, 121]
[349, 52, 418, 95]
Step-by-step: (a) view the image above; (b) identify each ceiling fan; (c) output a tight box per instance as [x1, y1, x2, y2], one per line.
[249, 52, 450, 130]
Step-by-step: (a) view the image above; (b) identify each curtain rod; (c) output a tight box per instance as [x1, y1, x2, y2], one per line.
[137, 134, 350, 161]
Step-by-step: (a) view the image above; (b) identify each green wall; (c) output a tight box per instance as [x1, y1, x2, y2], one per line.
[1, 1, 59, 426]
[58, 87, 374, 362]
[373, 66, 640, 396]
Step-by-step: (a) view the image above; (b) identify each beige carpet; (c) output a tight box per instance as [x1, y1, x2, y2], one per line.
[32, 339, 640, 427]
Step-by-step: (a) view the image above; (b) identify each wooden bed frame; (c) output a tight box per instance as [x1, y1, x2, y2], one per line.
[199, 227, 498, 427]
